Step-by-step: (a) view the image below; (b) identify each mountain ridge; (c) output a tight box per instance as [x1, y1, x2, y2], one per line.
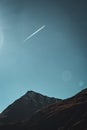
[0, 90, 61, 125]
[0, 88, 87, 130]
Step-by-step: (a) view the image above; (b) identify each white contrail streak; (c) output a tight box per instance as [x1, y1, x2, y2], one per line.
[24, 25, 46, 42]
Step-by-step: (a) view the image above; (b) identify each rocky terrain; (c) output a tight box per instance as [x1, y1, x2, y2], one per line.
[0, 90, 60, 124]
[0, 89, 87, 130]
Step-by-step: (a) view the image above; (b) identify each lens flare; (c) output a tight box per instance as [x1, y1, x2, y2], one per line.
[62, 70, 72, 82]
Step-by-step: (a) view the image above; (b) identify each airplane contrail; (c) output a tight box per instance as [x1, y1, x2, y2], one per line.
[24, 25, 46, 42]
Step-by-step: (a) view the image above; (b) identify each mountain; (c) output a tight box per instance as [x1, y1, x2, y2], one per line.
[0, 88, 87, 130]
[0, 90, 60, 125]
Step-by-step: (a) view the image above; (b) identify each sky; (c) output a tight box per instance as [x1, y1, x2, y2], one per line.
[0, 0, 87, 112]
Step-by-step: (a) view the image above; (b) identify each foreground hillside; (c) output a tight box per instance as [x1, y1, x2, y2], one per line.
[0, 91, 60, 124]
[0, 88, 87, 130]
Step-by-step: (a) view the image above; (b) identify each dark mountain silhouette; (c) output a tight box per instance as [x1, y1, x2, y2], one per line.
[0, 90, 60, 125]
[0, 88, 87, 130]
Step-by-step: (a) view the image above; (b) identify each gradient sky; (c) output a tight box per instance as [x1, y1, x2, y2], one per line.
[0, 0, 87, 112]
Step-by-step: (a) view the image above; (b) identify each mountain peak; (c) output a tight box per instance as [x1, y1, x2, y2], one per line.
[22, 90, 42, 101]
[0, 89, 87, 130]
[22, 90, 60, 103]
[0, 90, 60, 124]
[26, 90, 35, 93]
[23, 90, 45, 99]
[26, 90, 39, 95]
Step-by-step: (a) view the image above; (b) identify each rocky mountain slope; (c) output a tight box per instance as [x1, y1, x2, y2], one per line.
[0, 90, 60, 124]
[0, 89, 87, 130]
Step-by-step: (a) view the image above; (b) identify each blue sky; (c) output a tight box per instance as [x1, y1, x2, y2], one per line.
[0, 0, 87, 112]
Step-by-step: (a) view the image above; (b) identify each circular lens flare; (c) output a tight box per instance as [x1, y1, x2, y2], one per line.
[62, 70, 72, 82]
